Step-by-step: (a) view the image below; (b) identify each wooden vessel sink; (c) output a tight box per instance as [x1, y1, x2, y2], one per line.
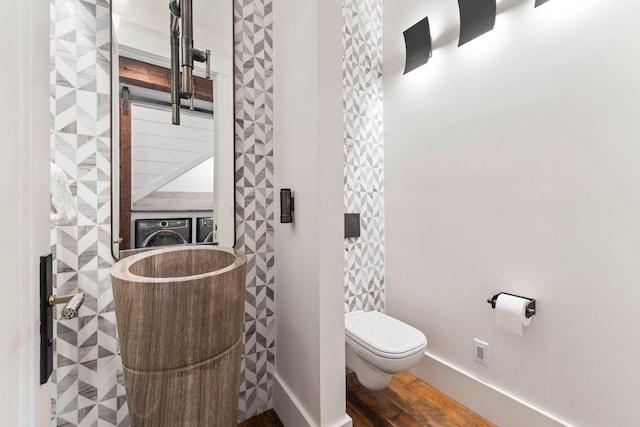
[111, 246, 247, 426]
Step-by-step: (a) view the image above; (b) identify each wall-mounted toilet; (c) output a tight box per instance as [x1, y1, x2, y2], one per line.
[345, 310, 427, 390]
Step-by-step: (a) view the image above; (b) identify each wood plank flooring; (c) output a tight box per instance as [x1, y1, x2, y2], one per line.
[238, 409, 285, 427]
[238, 372, 495, 427]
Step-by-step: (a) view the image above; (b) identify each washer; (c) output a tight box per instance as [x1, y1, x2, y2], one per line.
[135, 218, 192, 248]
[196, 217, 216, 243]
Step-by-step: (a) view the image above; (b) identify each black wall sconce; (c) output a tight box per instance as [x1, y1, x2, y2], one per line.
[403, 17, 432, 74]
[458, 0, 496, 46]
[280, 188, 294, 224]
[535, 0, 550, 7]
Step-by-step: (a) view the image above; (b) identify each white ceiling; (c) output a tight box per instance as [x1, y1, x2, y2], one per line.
[112, 0, 231, 40]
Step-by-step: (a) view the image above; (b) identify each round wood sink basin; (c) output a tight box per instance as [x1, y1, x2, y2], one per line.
[111, 246, 246, 426]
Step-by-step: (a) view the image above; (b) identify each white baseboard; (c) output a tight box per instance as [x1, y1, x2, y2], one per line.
[411, 353, 572, 427]
[273, 373, 353, 427]
[329, 415, 353, 427]
[273, 373, 315, 427]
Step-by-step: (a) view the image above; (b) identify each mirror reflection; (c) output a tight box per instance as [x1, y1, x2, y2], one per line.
[111, 0, 234, 258]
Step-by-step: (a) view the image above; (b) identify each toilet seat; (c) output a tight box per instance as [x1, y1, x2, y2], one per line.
[345, 311, 427, 360]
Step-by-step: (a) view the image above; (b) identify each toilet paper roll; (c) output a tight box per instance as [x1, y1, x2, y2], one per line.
[495, 294, 532, 336]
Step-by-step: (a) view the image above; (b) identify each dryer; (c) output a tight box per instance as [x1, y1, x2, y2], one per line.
[196, 217, 215, 243]
[135, 218, 192, 248]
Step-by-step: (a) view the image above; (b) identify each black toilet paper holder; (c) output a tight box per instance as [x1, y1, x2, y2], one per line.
[487, 292, 537, 318]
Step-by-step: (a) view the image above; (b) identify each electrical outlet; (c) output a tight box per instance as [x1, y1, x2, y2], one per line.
[474, 338, 489, 366]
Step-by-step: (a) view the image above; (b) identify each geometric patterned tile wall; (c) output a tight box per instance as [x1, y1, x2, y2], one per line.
[234, 0, 276, 421]
[343, 0, 385, 313]
[49, 0, 121, 425]
[51, 0, 276, 424]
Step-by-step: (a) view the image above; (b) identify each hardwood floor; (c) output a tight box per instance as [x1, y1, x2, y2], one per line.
[347, 372, 495, 427]
[238, 372, 495, 427]
[238, 409, 285, 427]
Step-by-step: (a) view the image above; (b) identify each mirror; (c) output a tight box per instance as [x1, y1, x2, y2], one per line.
[111, 0, 234, 259]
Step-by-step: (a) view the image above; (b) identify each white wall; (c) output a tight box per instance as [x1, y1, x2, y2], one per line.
[0, 0, 51, 424]
[273, 0, 350, 425]
[384, 1, 640, 426]
[158, 158, 215, 193]
[112, 0, 232, 55]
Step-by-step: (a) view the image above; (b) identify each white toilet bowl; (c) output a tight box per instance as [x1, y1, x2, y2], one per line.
[345, 310, 427, 390]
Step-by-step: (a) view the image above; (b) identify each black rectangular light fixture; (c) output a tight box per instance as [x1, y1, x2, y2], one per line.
[535, 0, 550, 7]
[403, 17, 432, 75]
[458, 0, 496, 46]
